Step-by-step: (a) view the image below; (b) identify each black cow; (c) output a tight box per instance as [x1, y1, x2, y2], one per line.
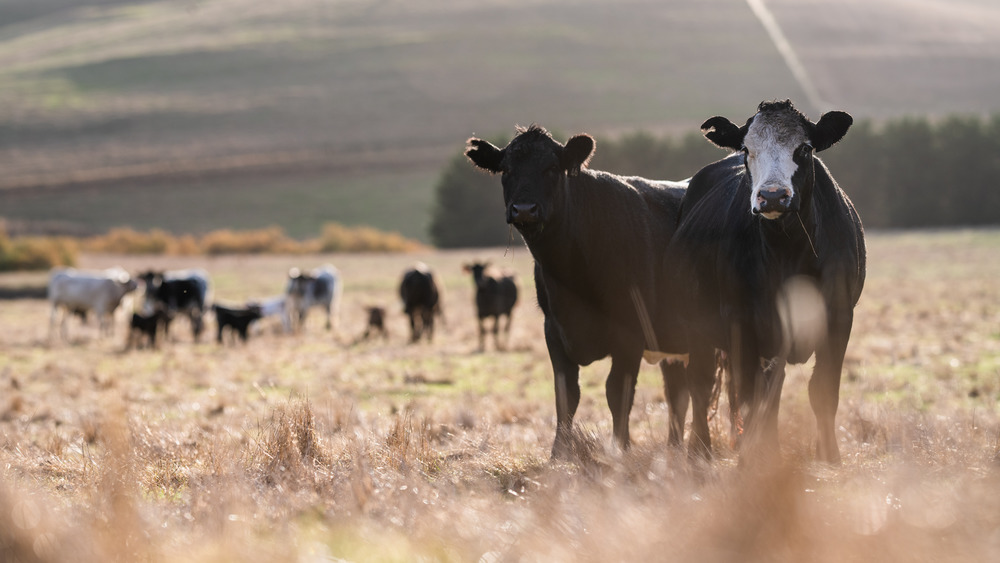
[139, 269, 210, 341]
[463, 261, 518, 352]
[213, 304, 263, 344]
[126, 310, 167, 350]
[399, 264, 441, 343]
[663, 100, 866, 464]
[466, 125, 705, 458]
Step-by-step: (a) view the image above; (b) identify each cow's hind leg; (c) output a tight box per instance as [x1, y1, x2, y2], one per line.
[605, 353, 641, 451]
[49, 304, 60, 342]
[502, 312, 512, 349]
[686, 346, 717, 459]
[407, 311, 419, 343]
[660, 359, 689, 448]
[491, 315, 501, 351]
[423, 309, 435, 342]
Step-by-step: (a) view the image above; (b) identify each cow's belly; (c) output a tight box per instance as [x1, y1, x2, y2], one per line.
[546, 294, 632, 366]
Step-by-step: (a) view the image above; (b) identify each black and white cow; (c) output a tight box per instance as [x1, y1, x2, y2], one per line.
[463, 261, 518, 351]
[285, 265, 341, 333]
[663, 100, 866, 463]
[139, 269, 210, 341]
[467, 125, 707, 458]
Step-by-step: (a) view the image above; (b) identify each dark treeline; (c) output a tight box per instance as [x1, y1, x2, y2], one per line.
[430, 114, 1000, 247]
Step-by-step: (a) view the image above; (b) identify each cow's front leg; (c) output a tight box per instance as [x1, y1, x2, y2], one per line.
[546, 318, 580, 459]
[686, 346, 717, 459]
[811, 318, 851, 464]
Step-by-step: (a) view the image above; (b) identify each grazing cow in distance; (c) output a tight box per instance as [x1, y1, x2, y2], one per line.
[286, 265, 342, 333]
[213, 303, 263, 344]
[466, 125, 709, 458]
[399, 264, 441, 343]
[463, 261, 518, 351]
[126, 310, 167, 350]
[48, 267, 139, 341]
[139, 269, 210, 341]
[662, 99, 866, 464]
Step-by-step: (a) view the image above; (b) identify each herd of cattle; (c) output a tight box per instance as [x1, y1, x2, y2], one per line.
[47, 260, 520, 350]
[45, 98, 864, 464]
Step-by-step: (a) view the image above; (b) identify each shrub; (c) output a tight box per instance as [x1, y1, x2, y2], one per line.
[83, 228, 184, 255]
[199, 226, 303, 255]
[0, 229, 77, 271]
[319, 222, 425, 253]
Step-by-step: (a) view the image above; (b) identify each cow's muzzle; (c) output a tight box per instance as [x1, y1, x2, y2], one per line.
[507, 203, 540, 224]
[753, 186, 793, 218]
[507, 203, 543, 237]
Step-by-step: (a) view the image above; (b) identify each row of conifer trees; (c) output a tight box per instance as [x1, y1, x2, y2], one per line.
[430, 113, 1000, 247]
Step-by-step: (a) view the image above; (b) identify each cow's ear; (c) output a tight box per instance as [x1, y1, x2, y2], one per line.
[466, 138, 504, 174]
[701, 116, 745, 150]
[561, 134, 595, 176]
[811, 111, 853, 152]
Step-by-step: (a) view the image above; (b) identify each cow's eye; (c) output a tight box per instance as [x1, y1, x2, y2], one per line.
[794, 143, 813, 162]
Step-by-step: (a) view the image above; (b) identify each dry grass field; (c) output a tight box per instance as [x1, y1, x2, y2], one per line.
[1, 229, 999, 561]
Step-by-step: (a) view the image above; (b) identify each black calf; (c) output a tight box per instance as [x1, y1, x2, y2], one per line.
[213, 304, 263, 345]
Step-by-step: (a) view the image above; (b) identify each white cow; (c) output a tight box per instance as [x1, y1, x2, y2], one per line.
[285, 265, 342, 333]
[48, 267, 139, 341]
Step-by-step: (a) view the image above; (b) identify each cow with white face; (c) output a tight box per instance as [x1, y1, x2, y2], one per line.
[663, 100, 866, 464]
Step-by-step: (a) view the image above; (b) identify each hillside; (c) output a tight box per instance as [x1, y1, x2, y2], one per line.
[0, 0, 998, 240]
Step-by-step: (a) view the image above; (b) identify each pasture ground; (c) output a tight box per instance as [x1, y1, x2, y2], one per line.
[1, 230, 999, 561]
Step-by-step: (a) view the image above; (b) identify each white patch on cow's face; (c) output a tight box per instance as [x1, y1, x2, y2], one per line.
[744, 113, 808, 218]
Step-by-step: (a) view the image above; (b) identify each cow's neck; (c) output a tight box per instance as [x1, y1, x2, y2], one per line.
[757, 195, 818, 276]
[523, 173, 592, 290]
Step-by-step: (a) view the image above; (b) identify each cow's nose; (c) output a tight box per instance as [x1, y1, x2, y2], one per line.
[508, 203, 539, 224]
[755, 187, 792, 215]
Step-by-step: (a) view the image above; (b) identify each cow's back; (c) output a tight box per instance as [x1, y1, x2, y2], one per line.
[49, 270, 116, 311]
